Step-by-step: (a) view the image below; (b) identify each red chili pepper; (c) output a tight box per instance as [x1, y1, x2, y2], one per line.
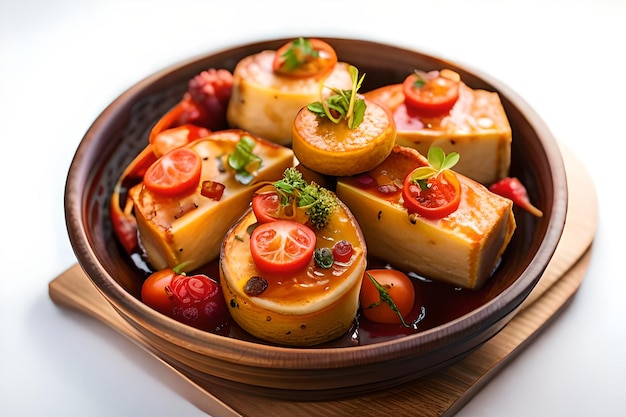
[110, 188, 139, 254]
[489, 177, 543, 217]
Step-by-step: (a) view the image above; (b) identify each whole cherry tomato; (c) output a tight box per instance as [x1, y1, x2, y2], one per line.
[251, 191, 282, 223]
[360, 269, 416, 324]
[141, 268, 230, 333]
[250, 220, 316, 274]
[402, 169, 461, 219]
[402, 70, 460, 117]
[272, 38, 338, 78]
[143, 147, 202, 197]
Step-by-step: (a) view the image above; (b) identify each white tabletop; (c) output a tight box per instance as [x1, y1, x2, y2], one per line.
[2, 1, 623, 416]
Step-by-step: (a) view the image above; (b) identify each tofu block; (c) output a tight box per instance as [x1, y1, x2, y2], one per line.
[129, 130, 294, 271]
[336, 145, 516, 289]
[226, 50, 353, 146]
[365, 82, 512, 186]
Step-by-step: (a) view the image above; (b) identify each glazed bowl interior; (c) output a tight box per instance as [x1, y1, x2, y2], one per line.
[65, 37, 567, 400]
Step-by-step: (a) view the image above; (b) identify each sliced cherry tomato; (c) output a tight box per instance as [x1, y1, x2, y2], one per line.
[143, 147, 202, 197]
[150, 124, 209, 158]
[360, 269, 416, 324]
[332, 240, 354, 263]
[250, 220, 316, 274]
[141, 268, 230, 333]
[402, 169, 461, 219]
[402, 70, 460, 117]
[251, 192, 282, 223]
[272, 38, 337, 79]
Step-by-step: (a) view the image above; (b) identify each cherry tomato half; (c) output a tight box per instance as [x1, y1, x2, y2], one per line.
[250, 220, 316, 275]
[144, 147, 202, 197]
[360, 269, 416, 324]
[402, 70, 460, 117]
[141, 268, 230, 333]
[402, 169, 461, 220]
[272, 38, 338, 79]
[251, 191, 282, 223]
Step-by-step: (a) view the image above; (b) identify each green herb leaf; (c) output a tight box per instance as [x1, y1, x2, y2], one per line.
[228, 136, 262, 185]
[280, 37, 318, 71]
[409, 147, 459, 186]
[306, 65, 367, 130]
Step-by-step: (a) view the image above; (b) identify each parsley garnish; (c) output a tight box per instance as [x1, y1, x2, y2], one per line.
[273, 168, 338, 229]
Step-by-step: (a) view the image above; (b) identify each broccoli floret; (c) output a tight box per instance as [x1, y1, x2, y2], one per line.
[274, 168, 338, 229]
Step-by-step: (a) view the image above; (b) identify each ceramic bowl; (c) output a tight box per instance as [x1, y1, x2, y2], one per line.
[64, 37, 567, 401]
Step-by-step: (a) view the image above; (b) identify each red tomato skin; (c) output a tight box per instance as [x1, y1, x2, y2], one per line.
[141, 269, 230, 333]
[143, 147, 202, 197]
[402, 72, 460, 117]
[141, 269, 178, 317]
[272, 38, 338, 79]
[251, 192, 282, 223]
[169, 274, 230, 333]
[249, 220, 317, 275]
[402, 170, 461, 219]
[360, 269, 416, 324]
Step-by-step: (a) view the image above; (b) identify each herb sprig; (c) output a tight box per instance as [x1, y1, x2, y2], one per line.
[273, 168, 338, 229]
[279, 37, 319, 71]
[408, 147, 459, 190]
[307, 65, 366, 129]
[228, 136, 262, 185]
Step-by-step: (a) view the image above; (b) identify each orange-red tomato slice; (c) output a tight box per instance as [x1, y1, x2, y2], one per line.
[402, 169, 461, 219]
[250, 220, 316, 274]
[251, 191, 282, 223]
[144, 147, 202, 197]
[402, 71, 460, 117]
[360, 269, 415, 324]
[272, 38, 337, 79]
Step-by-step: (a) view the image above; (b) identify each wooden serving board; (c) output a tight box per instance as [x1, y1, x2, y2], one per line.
[49, 144, 597, 417]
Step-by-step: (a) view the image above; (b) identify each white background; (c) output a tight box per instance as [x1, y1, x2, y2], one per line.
[1, 0, 624, 416]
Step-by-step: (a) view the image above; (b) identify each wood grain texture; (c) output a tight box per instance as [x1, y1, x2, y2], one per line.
[49, 144, 596, 417]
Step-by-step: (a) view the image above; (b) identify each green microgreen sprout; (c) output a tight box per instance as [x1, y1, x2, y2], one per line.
[408, 147, 460, 191]
[306, 65, 366, 129]
[280, 37, 319, 71]
[228, 136, 262, 185]
[411, 69, 430, 89]
[366, 273, 426, 330]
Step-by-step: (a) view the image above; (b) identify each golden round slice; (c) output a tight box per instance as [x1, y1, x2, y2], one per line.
[291, 98, 396, 177]
[219, 201, 367, 347]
